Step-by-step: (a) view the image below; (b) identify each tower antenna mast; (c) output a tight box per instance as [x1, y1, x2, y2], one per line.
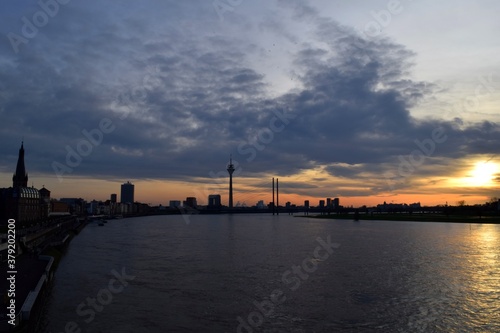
[227, 155, 235, 209]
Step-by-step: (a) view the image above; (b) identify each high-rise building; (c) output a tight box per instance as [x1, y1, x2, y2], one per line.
[208, 194, 221, 208]
[333, 198, 340, 209]
[227, 156, 235, 208]
[184, 197, 197, 208]
[110, 194, 117, 203]
[121, 181, 134, 204]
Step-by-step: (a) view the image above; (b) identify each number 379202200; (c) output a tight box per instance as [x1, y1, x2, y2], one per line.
[7, 219, 16, 266]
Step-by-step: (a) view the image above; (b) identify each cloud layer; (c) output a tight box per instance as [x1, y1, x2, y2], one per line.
[0, 0, 498, 201]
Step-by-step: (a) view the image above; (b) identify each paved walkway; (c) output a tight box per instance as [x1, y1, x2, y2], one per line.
[0, 255, 49, 320]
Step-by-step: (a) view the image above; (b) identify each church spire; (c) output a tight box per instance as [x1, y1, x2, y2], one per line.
[13, 141, 28, 188]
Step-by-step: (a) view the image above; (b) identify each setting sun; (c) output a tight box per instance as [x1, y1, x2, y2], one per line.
[467, 161, 498, 186]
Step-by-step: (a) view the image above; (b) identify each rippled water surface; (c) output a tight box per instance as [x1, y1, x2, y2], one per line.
[41, 214, 500, 332]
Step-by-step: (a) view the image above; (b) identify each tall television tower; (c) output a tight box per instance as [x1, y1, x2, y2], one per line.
[227, 155, 235, 209]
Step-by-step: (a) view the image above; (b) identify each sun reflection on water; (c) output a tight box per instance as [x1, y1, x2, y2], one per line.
[464, 224, 500, 328]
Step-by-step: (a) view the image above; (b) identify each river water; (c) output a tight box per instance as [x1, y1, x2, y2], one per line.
[40, 214, 500, 332]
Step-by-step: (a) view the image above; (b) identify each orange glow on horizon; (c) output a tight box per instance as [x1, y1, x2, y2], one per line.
[0, 171, 494, 208]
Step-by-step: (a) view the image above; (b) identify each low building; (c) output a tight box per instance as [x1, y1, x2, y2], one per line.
[51, 201, 70, 213]
[0, 187, 41, 226]
[256, 200, 266, 209]
[59, 198, 86, 215]
[169, 200, 181, 208]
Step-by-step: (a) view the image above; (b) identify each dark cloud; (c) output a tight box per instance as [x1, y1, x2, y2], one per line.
[0, 1, 499, 199]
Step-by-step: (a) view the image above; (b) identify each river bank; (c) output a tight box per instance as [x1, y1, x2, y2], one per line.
[0, 217, 87, 332]
[305, 213, 500, 224]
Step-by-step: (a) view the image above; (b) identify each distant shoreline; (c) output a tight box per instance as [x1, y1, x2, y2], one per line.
[302, 213, 500, 224]
[124, 212, 500, 224]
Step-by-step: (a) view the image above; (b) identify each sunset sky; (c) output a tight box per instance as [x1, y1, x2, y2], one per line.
[1, 0, 499, 207]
